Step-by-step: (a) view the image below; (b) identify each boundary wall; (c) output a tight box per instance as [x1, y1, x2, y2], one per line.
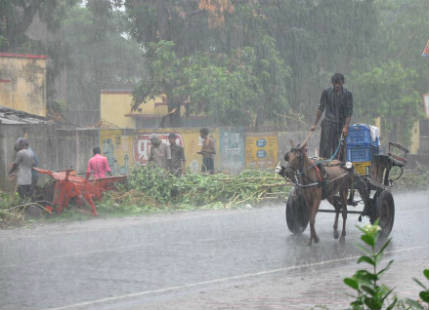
[99, 128, 320, 175]
[0, 124, 98, 191]
[0, 124, 319, 190]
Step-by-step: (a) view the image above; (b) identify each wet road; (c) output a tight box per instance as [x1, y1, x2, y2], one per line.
[0, 191, 427, 310]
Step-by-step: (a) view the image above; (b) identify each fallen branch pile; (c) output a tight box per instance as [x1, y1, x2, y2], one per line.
[106, 166, 292, 210]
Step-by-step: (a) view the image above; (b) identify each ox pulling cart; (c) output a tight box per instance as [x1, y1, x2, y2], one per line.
[278, 124, 409, 241]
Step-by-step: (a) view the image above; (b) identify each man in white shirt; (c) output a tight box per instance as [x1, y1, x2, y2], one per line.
[9, 139, 35, 199]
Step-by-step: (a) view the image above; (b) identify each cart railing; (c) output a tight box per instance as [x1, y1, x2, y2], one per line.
[387, 142, 409, 167]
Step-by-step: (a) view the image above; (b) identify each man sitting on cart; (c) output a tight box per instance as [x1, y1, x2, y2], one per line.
[310, 73, 353, 160]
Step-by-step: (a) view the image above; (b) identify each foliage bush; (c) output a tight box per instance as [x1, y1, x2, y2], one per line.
[345, 222, 398, 310]
[0, 191, 25, 227]
[345, 222, 429, 310]
[99, 165, 291, 213]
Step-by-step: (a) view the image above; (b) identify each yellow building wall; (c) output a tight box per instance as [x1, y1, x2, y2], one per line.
[0, 81, 12, 109]
[0, 54, 47, 116]
[136, 94, 168, 115]
[410, 120, 419, 154]
[99, 128, 220, 174]
[100, 92, 136, 128]
[100, 92, 169, 128]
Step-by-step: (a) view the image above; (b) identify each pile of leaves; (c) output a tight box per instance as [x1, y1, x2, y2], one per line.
[0, 191, 25, 227]
[100, 165, 292, 213]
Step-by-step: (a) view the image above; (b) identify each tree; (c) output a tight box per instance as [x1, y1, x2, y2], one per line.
[350, 61, 423, 145]
[180, 47, 259, 126]
[60, 0, 144, 125]
[132, 40, 257, 126]
[0, 0, 79, 117]
[131, 36, 290, 127]
[126, 0, 293, 127]
[132, 40, 185, 126]
[0, 0, 48, 51]
[372, 0, 428, 94]
[259, 0, 378, 121]
[348, 0, 427, 146]
[87, 0, 425, 134]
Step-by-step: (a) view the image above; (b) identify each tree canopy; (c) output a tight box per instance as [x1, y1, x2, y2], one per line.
[0, 0, 427, 144]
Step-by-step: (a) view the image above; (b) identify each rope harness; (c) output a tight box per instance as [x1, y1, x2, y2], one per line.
[328, 134, 345, 160]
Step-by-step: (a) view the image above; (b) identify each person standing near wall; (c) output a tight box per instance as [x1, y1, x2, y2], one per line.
[168, 133, 185, 176]
[15, 137, 39, 189]
[199, 128, 216, 174]
[86, 146, 112, 180]
[9, 139, 35, 199]
[149, 136, 171, 170]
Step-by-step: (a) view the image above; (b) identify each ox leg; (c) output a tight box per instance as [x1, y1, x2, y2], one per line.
[328, 197, 340, 239]
[308, 200, 320, 245]
[340, 189, 348, 243]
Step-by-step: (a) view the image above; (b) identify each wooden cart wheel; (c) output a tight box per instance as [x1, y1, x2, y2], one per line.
[285, 189, 309, 234]
[374, 190, 395, 238]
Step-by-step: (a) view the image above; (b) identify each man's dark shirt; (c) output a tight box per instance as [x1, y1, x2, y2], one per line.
[319, 87, 353, 126]
[169, 144, 185, 175]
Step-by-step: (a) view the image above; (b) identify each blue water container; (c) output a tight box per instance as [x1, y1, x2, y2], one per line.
[346, 124, 379, 162]
[346, 124, 374, 147]
[346, 145, 378, 162]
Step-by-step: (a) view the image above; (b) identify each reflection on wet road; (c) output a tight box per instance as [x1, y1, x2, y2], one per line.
[0, 191, 427, 310]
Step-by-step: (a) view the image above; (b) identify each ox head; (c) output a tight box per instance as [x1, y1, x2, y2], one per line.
[284, 140, 307, 173]
[278, 140, 308, 180]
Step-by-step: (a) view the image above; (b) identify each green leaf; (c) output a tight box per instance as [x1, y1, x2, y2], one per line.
[355, 270, 378, 282]
[361, 234, 375, 247]
[364, 296, 382, 310]
[424, 269, 429, 280]
[357, 255, 375, 266]
[420, 291, 429, 303]
[344, 278, 359, 290]
[381, 287, 394, 302]
[413, 278, 428, 290]
[375, 238, 391, 258]
[351, 299, 364, 307]
[361, 284, 376, 295]
[350, 303, 363, 310]
[377, 259, 394, 277]
[386, 296, 398, 310]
